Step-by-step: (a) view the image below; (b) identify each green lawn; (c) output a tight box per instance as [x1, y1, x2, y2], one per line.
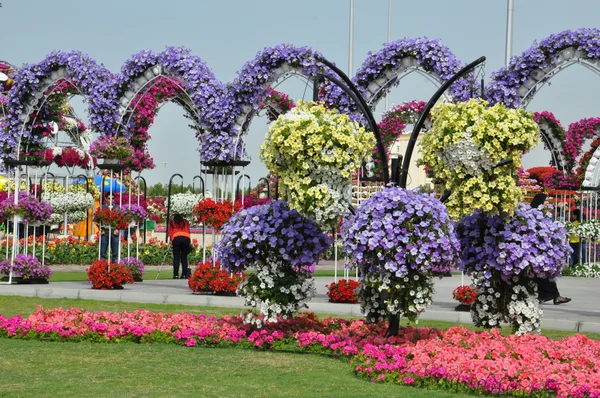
[0, 339, 466, 398]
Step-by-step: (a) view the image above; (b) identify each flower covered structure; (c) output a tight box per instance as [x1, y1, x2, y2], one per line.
[456, 203, 571, 334]
[217, 200, 331, 325]
[419, 99, 539, 219]
[0, 254, 52, 280]
[343, 186, 460, 322]
[260, 101, 374, 229]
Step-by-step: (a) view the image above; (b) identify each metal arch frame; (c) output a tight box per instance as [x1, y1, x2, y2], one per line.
[116, 72, 203, 141]
[519, 58, 600, 109]
[230, 69, 315, 162]
[580, 124, 600, 187]
[364, 67, 452, 108]
[535, 122, 567, 173]
[11, 77, 89, 161]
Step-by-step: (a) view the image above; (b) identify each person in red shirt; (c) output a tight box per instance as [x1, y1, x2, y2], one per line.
[168, 214, 191, 279]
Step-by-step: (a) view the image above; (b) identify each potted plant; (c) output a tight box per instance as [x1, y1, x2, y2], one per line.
[169, 193, 203, 220]
[92, 207, 132, 230]
[326, 279, 361, 303]
[192, 198, 242, 231]
[0, 192, 53, 225]
[119, 257, 145, 282]
[44, 146, 93, 169]
[87, 259, 134, 289]
[188, 260, 245, 296]
[89, 135, 133, 169]
[452, 285, 478, 311]
[0, 254, 52, 284]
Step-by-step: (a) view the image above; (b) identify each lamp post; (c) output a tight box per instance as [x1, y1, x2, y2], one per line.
[161, 162, 168, 186]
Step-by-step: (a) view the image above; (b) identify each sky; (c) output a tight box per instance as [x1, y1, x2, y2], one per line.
[2, 0, 600, 189]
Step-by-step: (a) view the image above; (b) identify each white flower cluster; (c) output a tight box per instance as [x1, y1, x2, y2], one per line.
[169, 193, 202, 219]
[470, 273, 542, 335]
[42, 192, 93, 214]
[48, 210, 88, 225]
[506, 283, 542, 335]
[302, 166, 351, 228]
[576, 220, 600, 240]
[568, 262, 600, 278]
[238, 260, 315, 326]
[439, 133, 495, 175]
[359, 270, 434, 323]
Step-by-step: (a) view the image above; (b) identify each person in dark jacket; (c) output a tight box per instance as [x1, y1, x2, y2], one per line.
[168, 214, 191, 279]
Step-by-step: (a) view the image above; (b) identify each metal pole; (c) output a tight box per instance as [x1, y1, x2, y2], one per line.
[348, 0, 354, 76]
[385, 0, 392, 111]
[505, 0, 515, 65]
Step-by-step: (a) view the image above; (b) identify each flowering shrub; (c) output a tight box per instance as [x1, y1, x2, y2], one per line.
[89, 135, 133, 160]
[92, 208, 132, 230]
[2, 308, 599, 397]
[188, 261, 245, 295]
[217, 200, 331, 324]
[343, 186, 460, 322]
[0, 254, 52, 280]
[563, 262, 600, 278]
[86, 259, 134, 289]
[576, 219, 600, 240]
[419, 99, 539, 219]
[260, 101, 375, 229]
[326, 279, 361, 303]
[456, 204, 572, 334]
[192, 198, 241, 230]
[452, 285, 477, 305]
[118, 257, 145, 279]
[0, 193, 53, 224]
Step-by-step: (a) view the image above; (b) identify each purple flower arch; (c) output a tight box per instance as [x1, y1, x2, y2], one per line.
[222, 44, 325, 161]
[485, 28, 600, 108]
[0, 50, 112, 159]
[321, 37, 476, 114]
[89, 46, 226, 162]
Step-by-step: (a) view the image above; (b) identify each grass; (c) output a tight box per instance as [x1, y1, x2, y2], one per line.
[0, 339, 465, 398]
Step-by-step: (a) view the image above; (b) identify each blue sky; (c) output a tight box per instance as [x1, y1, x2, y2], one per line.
[2, 0, 600, 187]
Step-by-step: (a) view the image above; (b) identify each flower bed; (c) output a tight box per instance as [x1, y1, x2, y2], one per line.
[0, 308, 598, 397]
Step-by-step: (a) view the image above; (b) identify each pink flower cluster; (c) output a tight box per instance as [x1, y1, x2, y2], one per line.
[1, 307, 599, 396]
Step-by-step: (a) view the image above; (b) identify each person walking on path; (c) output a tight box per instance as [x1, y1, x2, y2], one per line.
[168, 214, 191, 279]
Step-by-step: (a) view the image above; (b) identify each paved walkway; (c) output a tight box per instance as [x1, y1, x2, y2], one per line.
[1, 266, 599, 333]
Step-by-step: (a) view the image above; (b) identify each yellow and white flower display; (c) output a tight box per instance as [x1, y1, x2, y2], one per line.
[260, 101, 375, 229]
[419, 99, 539, 219]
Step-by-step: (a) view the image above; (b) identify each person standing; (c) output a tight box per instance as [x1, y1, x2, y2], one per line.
[99, 193, 119, 262]
[169, 214, 191, 279]
[569, 208, 582, 267]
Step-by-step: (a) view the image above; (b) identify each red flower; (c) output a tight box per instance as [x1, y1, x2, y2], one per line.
[87, 259, 134, 290]
[188, 261, 245, 295]
[192, 198, 242, 230]
[452, 285, 478, 305]
[326, 279, 361, 303]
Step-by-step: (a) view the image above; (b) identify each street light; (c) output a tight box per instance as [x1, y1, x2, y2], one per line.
[161, 162, 168, 185]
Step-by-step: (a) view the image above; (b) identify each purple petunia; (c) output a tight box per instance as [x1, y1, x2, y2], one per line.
[456, 203, 571, 281]
[216, 200, 332, 273]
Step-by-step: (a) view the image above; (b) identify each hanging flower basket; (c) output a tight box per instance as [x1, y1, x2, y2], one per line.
[0, 193, 53, 225]
[92, 208, 132, 230]
[87, 259, 133, 289]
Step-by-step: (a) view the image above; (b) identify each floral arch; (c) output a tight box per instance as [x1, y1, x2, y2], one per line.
[0, 50, 112, 160]
[321, 37, 476, 114]
[485, 28, 600, 109]
[223, 44, 325, 161]
[89, 46, 226, 165]
[532, 111, 568, 173]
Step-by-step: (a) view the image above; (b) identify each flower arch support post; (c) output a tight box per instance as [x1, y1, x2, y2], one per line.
[399, 56, 486, 189]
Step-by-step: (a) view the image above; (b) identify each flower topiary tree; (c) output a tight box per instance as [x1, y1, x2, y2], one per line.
[217, 200, 331, 326]
[456, 203, 571, 334]
[342, 186, 460, 329]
